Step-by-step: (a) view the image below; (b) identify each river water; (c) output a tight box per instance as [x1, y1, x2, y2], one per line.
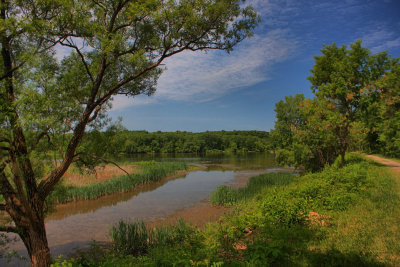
[3, 153, 284, 265]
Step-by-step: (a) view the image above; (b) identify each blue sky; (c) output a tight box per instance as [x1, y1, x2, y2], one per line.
[109, 0, 400, 132]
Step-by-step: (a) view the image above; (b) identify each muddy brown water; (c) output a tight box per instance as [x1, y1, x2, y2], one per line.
[2, 153, 287, 265]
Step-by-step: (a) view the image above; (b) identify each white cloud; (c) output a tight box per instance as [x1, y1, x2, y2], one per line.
[159, 30, 294, 100]
[360, 27, 400, 54]
[54, 44, 72, 62]
[111, 95, 157, 110]
[111, 29, 296, 110]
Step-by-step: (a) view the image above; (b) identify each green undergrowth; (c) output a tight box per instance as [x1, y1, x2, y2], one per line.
[52, 154, 400, 266]
[206, 154, 400, 266]
[210, 172, 295, 205]
[48, 161, 187, 204]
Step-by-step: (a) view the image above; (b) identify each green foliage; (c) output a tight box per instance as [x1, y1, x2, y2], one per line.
[210, 172, 295, 205]
[80, 130, 272, 155]
[270, 94, 305, 150]
[374, 63, 400, 157]
[209, 156, 400, 265]
[275, 148, 294, 167]
[48, 161, 186, 204]
[273, 41, 399, 170]
[261, 191, 308, 226]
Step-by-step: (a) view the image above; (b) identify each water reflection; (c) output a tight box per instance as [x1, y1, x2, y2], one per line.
[47, 173, 187, 221]
[113, 152, 277, 170]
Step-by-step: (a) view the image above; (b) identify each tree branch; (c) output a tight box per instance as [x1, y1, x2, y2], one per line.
[74, 152, 131, 177]
[88, 106, 101, 123]
[59, 39, 94, 84]
[0, 61, 25, 81]
[30, 128, 50, 152]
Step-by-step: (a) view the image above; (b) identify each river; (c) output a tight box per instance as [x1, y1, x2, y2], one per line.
[3, 153, 285, 265]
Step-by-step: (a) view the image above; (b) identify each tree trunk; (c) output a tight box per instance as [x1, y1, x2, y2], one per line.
[19, 220, 51, 267]
[340, 150, 345, 168]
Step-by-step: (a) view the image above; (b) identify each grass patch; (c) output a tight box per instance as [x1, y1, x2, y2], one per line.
[48, 161, 187, 204]
[210, 172, 295, 205]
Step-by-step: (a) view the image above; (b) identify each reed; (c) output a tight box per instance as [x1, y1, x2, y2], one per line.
[110, 219, 195, 256]
[210, 172, 295, 205]
[48, 161, 187, 204]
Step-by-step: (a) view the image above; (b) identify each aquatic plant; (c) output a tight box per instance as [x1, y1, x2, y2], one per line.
[110, 219, 197, 256]
[48, 161, 187, 204]
[210, 172, 295, 205]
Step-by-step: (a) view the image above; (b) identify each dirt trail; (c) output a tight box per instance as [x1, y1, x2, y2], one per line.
[364, 154, 400, 177]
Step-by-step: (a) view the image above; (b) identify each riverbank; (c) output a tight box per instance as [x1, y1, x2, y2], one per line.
[58, 153, 400, 266]
[48, 161, 190, 204]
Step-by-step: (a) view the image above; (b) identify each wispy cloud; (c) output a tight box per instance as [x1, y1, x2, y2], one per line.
[112, 29, 296, 110]
[360, 26, 400, 53]
[110, 95, 157, 110]
[158, 30, 295, 101]
[109, 0, 299, 110]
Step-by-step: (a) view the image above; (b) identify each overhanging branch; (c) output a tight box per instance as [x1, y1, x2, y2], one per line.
[74, 152, 131, 177]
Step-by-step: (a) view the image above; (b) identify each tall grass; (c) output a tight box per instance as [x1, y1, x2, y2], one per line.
[110, 219, 197, 256]
[49, 161, 187, 204]
[210, 172, 295, 205]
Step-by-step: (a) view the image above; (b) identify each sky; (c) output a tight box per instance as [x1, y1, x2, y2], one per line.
[109, 0, 400, 132]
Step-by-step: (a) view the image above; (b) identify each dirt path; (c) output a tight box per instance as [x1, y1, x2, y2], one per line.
[364, 154, 400, 177]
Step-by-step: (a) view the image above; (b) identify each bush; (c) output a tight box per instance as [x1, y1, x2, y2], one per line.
[261, 191, 308, 226]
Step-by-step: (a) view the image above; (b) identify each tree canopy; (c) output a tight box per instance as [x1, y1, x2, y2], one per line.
[274, 40, 399, 170]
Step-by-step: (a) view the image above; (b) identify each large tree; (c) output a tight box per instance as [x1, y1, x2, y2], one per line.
[308, 40, 394, 167]
[0, 0, 259, 265]
[374, 63, 400, 157]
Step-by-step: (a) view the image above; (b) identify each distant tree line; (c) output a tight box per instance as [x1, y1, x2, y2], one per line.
[271, 40, 400, 171]
[80, 129, 272, 156]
